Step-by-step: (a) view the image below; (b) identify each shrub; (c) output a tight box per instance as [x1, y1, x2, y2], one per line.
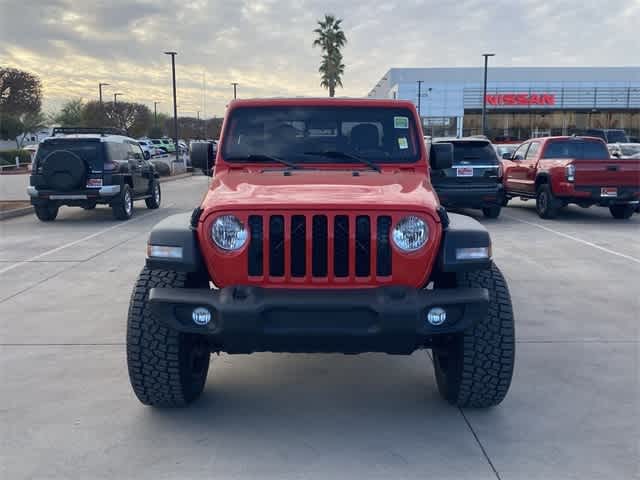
[0, 149, 32, 166]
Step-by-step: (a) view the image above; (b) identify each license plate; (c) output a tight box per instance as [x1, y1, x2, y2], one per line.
[601, 187, 617, 197]
[456, 167, 474, 177]
[49, 195, 87, 200]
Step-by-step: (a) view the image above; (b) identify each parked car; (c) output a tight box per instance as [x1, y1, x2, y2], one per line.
[160, 138, 176, 153]
[430, 137, 505, 218]
[502, 136, 640, 219]
[608, 143, 640, 159]
[584, 128, 629, 143]
[137, 139, 157, 159]
[149, 138, 166, 152]
[494, 143, 518, 160]
[126, 98, 515, 409]
[27, 127, 161, 221]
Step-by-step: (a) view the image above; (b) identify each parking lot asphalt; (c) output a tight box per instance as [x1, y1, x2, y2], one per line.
[1, 175, 638, 480]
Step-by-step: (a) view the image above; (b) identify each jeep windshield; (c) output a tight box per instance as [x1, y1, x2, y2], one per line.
[222, 106, 421, 165]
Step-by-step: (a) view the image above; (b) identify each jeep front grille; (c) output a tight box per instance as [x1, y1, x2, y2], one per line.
[247, 214, 393, 280]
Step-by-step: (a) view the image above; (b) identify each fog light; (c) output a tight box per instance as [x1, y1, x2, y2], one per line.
[192, 307, 211, 326]
[427, 307, 447, 326]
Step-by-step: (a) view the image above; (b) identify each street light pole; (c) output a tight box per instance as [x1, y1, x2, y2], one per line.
[416, 80, 423, 117]
[153, 101, 160, 125]
[481, 53, 495, 136]
[99, 83, 110, 104]
[231, 82, 238, 99]
[113, 93, 123, 104]
[164, 51, 181, 168]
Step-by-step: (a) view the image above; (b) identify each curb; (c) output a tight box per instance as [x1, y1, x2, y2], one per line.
[159, 172, 193, 183]
[0, 173, 194, 221]
[0, 206, 33, 221]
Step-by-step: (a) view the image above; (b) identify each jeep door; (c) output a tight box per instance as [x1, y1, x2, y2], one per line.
[126, 142, 151, 194]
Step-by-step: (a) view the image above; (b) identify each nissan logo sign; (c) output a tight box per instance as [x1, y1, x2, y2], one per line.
[485, 93, 556, 106]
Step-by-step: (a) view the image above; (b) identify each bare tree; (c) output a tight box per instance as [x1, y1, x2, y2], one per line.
[82, 100, 152, 137]
[52, 99, 85, 126]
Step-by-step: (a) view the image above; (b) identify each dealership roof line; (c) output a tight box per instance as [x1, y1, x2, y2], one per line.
[369, 66, 640, 96]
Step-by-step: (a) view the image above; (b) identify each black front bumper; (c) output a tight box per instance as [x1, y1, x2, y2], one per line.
[435, 184, 504, 209]
[148, 286, 489, 354]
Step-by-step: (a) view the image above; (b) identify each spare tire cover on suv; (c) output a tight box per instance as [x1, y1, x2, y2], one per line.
[41, 150, 87, 191]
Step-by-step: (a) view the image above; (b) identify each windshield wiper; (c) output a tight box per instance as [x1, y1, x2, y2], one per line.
[303, 150, 382, 173]
[226, 154, 299, 169]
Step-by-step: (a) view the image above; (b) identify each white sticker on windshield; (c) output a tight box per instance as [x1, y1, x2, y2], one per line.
[394, 116, 409, 129]
[398, 137, 409, 150]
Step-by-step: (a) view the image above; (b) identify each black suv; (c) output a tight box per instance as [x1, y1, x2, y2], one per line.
[28, 128, 162, 221]
[584, 128, 629, 144]
[430, 137, 504, 218]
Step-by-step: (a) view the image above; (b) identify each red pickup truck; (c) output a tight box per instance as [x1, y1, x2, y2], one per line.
[501, 136, 640, 219]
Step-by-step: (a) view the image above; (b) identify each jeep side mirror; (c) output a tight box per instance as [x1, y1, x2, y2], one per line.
[190, 142, 215, 176]
[502, 152, 512, 160]
[429, 143, 453, 170]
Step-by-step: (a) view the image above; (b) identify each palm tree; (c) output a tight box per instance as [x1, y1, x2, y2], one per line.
[313, 15, 347, 97]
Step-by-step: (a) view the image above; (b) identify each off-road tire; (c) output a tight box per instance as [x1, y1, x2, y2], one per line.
[609, 204, 634, 220]
[127, 267, 211, 407]
[482, 206, 501, 218]
[536, 184, 560, 219]
[112, 184, 134, 220]
[34, 203, 59, 222]
[433, 263, 515, 408]
[145, 180, 161, 209]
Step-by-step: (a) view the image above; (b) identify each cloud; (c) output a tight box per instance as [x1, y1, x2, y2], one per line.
[0, 0, 637, 117]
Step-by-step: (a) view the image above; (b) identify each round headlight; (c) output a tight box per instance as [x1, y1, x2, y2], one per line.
[211, 215, 248, 251]
[392, 216, 428, 252]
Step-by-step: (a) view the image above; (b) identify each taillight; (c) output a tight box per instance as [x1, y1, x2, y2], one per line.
[86, 178, 103, 188]
[565, 164, 575, 182]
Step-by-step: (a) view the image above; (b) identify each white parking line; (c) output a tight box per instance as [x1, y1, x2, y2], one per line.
[0, 204, 175, 276]
[504, 214, 640, 265]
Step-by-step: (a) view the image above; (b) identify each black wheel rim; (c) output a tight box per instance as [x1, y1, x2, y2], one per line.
[538, 191, 547, 213]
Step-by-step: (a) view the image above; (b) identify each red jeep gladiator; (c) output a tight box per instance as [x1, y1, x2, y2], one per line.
[127, 99, 515, 409]
[501, 136, 640, 219]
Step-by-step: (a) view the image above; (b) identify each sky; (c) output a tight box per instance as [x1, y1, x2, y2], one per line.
[1, 0, 638, 118]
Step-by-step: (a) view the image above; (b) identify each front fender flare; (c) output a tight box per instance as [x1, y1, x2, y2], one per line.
[438, 213, 492, 272]
[145, 213, 204, 273]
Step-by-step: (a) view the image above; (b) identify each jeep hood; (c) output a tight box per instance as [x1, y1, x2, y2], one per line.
[201, 169, 439, 214]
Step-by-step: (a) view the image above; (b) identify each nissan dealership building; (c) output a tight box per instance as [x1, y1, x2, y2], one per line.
[368, 67, 640, 140]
